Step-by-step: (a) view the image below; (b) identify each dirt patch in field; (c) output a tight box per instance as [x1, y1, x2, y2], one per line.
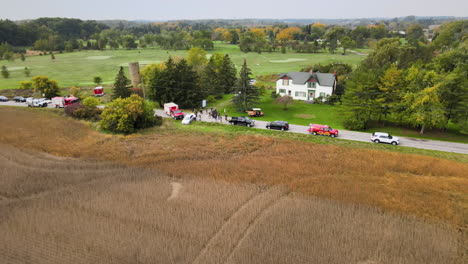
[295, 113, 315, 119]
[168, 182, 182, 200]
[25, 50, 42, 56]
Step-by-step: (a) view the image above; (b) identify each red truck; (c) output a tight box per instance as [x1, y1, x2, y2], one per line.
[164, 102, 185, 120]
[307, 124, 339, 138]
[51, 96, 79, 108]
[94, 86, 104, 97]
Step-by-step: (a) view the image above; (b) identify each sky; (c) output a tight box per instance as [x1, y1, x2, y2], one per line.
[0, 0, 467, 21]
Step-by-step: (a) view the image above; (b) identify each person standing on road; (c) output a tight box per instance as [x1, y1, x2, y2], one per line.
[225, 114, 228, 121]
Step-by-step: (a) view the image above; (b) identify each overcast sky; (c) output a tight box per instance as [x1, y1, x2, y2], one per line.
[1, 0, 467, 21]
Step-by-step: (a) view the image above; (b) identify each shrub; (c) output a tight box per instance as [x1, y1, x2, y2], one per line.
[326, 94, 341, 105]
[19, 81, 33, 89]
[69, 86, 82, 99]
[271, 91, 280, 99]
[73, 107, 102, 121]
[64, 102, 102, 121]
[64, 102, 84, 117]
[344, 117, 368, 130]
[100, 94, 159, 134]
[82, 97, 100, 108]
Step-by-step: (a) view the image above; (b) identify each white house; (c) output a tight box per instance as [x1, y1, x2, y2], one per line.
[276, 71, 336, 101]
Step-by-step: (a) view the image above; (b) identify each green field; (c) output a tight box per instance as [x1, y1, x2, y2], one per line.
[0, 44, 365, 90]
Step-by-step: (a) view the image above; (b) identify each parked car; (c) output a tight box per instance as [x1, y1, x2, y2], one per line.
[246, 108, 264, 117]
[181, 113, 196, 125]
[0, 96, 8, 102]
[229, 116, 255, 127]
[13, 96, 26, 102]
[307, 124, 339, 138]
[370, 132, 400, 145]
[266, 121, 289, 131]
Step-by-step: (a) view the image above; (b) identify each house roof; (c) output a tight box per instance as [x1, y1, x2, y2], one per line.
[278, 72, 335, 87]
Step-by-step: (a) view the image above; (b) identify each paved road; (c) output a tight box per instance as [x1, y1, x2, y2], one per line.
[1, 101, 467, 155]
[155, 109, 468, 155]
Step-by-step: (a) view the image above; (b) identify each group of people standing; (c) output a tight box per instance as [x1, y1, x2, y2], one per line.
[192, 107, 229, 122]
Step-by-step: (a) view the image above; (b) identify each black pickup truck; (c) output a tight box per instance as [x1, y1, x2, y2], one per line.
[229, 116, 255, 127]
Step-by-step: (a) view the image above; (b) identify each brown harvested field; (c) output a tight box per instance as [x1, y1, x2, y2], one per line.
[0, 144, 460, 263]
[0, 107, 467, 262]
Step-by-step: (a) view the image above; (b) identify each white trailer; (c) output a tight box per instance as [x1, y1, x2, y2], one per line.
[52, 97, 65, 108]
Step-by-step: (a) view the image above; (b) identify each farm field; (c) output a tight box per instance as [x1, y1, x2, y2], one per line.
[0, 143, 460, 264]
[1, 107, 467, 263]
[0, 43, 365, 90]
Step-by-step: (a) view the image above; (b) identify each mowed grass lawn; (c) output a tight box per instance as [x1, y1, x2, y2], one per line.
[0, 43, 365, 89]
[211, 94, 346, 129]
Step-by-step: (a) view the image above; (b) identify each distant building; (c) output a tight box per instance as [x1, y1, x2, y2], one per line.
[276, 71, 336, 101]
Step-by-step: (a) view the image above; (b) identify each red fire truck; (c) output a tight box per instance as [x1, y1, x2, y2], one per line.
[163, 102, 185, 120]
[307, 124, 339, 138]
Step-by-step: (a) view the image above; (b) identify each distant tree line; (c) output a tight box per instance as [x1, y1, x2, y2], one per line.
[1, 17, 462, 60]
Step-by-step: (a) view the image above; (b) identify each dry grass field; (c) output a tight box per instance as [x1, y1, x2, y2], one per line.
[0, 144, 460, 263]
[0, 107, 467, 263]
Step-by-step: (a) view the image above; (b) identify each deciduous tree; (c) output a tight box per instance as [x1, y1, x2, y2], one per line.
[31, 75, 60, 98]
[276, 95, 294, 110]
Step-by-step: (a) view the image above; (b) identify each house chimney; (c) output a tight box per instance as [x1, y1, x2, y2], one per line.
[333, 70, 337, 76]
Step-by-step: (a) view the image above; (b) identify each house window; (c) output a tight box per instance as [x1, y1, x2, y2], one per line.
[279, 89, 286, 94]
[319, 92, 326, 97]
[282, 79, 290, 86]
[307, 82, 316, 88]
[295, 91, 306, 97]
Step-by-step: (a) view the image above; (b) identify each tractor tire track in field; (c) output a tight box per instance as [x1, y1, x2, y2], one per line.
[191, 186, 287, 264]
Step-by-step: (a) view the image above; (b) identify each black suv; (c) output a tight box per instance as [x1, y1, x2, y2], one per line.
[266, 121, 289, 131]
[14, 96, 26, 102]
[229, 116, 255, 127]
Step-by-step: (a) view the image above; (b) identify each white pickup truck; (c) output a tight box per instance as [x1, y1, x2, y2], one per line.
[27, 98, 48, 107]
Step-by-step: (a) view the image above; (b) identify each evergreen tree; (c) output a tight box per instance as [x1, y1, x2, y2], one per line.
[24, 67, 31, 77]
[1, 65, 9, 78]
[173, 59, 203, 108]
[231, 60, 259, 111]
[219, 54, 237, 94]
[152, 57, 177, 106]
[112, 66, 131, 99]
[200, 56, 220, 98]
